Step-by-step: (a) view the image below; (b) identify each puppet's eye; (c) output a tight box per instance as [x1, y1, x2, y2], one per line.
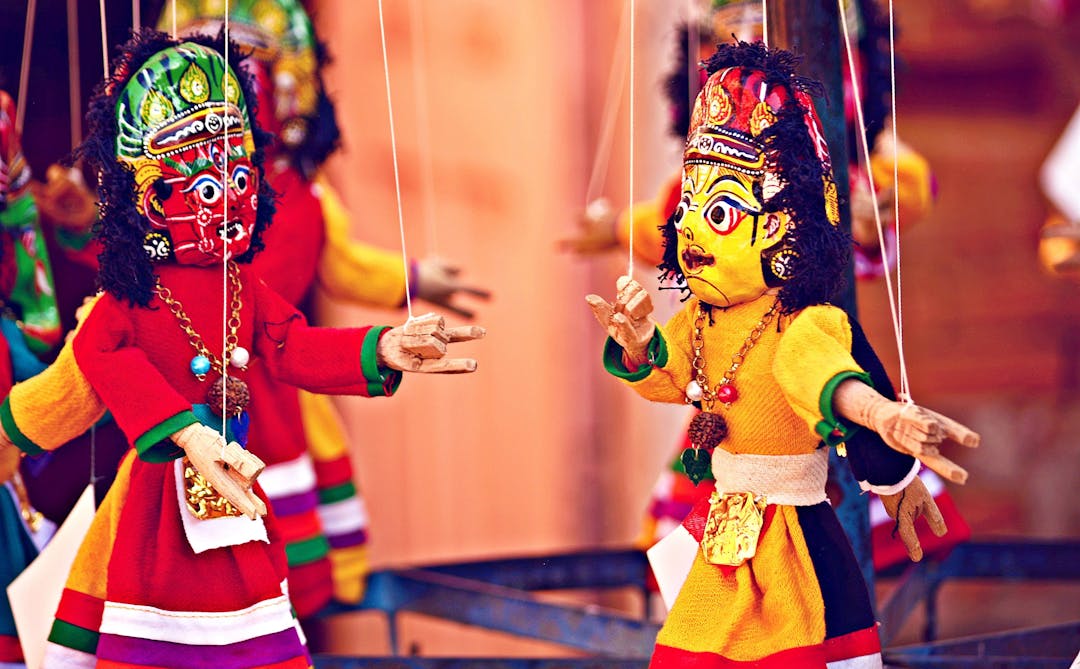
[672, 196, 691, 229]
[185, 175, 223, 206]
[704, 198, 747, 235]
[231, 165, 251, 193]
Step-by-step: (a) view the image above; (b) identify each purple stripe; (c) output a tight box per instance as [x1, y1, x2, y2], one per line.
[96, 628, 304, 669]
[267, 490, 318, 517]
[327, 528, 368, 549]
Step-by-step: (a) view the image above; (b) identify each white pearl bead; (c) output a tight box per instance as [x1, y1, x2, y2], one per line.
[230, 346, 250, 368]
[686, 380, 703, 402]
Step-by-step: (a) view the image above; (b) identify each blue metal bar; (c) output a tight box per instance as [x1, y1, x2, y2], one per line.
[421, 550, 651, 592]
[886, 620, 1080, 666]
[935, 540, 1080, 581]
[313, 659, 648, 669]
[878, 560, 934, 646]
[334, 569, 659, 657]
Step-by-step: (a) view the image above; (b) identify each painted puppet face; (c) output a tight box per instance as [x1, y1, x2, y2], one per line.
[145, 133, 259, 265]
[673, 163, 788, 307]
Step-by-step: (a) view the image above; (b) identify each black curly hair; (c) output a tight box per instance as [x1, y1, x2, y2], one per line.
[657, 40, 851, 315]
[77, 28, 276, 307]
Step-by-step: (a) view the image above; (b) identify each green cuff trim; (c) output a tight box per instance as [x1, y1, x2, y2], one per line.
[48, 619, 99, 654]
[56, 226, 95, 252]
[603, 329, 667, 382]
[134, 411, 198, 463]
[360, 326, 402, 397]
[0, 396, 45, 456]
[816, 370, 873, 447]
[318, 481, 358, 505]
[286, 535, 331, 566]
[0, 195, 37, 228]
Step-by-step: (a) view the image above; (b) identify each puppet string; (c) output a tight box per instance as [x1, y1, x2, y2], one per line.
[222, 0, 231, 444]
[761, 0, 768, 47]
[67, 0, 81, 148]
[887, 0, 909, 402]
[627, 0, 635, 277]
[838, 0, 911, 402]
[687, 0, 699, 134]
[378, 0, 415, 319]
[99, 0, 110, 82]
[583, 1, 628, 208]
[171, 0, 178, 38]
[408, 0, 439, 258]
[15, 0, 38, 135]
[133, 0, 140, 29]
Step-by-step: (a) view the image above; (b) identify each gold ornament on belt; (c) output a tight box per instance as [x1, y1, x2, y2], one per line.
[183, 457, 243, 519]
[701, 490, 767, 566]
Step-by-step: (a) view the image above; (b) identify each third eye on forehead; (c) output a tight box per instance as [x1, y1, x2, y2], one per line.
[683, 168, 760, 208]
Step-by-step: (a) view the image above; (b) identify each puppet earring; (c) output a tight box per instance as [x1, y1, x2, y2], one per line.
[762, 246, 797, 285]
[143, 230, 173, 262]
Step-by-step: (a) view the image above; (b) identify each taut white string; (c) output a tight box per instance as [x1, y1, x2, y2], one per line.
[222, 0, 231, 444]
[378, 0, 415, 318]
[132, 0, 140, 30]
[583, 1, 628, 207]
[761, 0, 768, 47]
[171, 0, 177, 39]
[837, 0, 911, 402]
[687, 0, 699, 119]
[627, 0, 636, 277]
[407, 0, 439, 258]
[67, 0, 81, 148]
[887, 0, 909, 401]
[16, 0, 38, 134]
[99, 0, 109, 80]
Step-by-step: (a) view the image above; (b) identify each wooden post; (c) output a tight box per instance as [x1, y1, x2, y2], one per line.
[767, 0, 876, 605]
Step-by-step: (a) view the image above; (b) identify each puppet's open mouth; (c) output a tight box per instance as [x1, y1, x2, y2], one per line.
[216, 219, 245, 241]
[681, 245, 715, 272]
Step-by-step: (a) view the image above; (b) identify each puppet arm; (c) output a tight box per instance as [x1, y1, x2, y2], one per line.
[313, 175, 488, 317]
[587, 276, 694, 404]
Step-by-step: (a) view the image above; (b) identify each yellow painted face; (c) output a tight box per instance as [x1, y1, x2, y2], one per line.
[673, 163, 789, 307]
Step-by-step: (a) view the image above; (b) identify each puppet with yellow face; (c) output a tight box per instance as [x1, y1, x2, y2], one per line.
[588, 42, 977, 667]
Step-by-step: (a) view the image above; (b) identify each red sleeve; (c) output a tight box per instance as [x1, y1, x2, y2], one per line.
[252, 276, 401, 397]
[71, 295, 196, 461]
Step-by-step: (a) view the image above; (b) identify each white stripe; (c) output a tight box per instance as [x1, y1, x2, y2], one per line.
[257, 453, 317, 499]
[99, 594, 295, 646]
[646, 524, 699, 612]
[869, 467, 948, 527]
[317, 497, 368, 536]
[712, 448, 829, 506]
[827, 652, 883, 669]
[174, 460, 268, 554]
[0, 662, 26, 669]
[40, 642, 96, 669]
[859, 459, 920, 497]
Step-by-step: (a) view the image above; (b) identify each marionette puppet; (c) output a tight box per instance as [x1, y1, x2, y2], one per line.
[587, 42, 977, 667]
[568, 0, 963, 576]
[0, 31, 482, 668]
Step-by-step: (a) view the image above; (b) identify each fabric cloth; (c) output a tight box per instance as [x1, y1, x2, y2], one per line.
[606, 295, 910, 666]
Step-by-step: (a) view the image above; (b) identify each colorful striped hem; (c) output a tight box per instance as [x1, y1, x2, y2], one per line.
[285, 535, 330, 566]
[316, 497, 368, 536]
[98, 594, 295, 646]
[41, 641, 96, 668]
[650, 642, 826, 668]
[48, 619, 99, 655]
[258, 456, 316, 499]
[96, 628, 306, 669]
[823, 627, 881, 662]
[826, 655, 881, 669]
[312, 457, 353, 490]
[55, 588, 105, 633]
[327, 528, 368, 550]
[268, 490, 318, 518]
[316, 481, 356, 506]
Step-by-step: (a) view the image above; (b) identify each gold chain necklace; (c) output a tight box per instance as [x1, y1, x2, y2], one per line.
[680, 298, 780, 485]
[154, 260, 251, 417]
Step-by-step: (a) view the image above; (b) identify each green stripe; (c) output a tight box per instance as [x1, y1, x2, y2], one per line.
[0, 194, 37, 228]
[134, 410, 198, 462]
[48, 619, 99, 654]
[603, 329, 667, 382]
[360, 326, 402, 397]
[0, 396, 45, 456]
[286, 535, 331, 566]
[318, 481, 357, 506]
[816, 370, 873, 447]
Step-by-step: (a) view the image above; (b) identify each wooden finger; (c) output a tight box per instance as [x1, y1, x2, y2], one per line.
[402, 334, 448, 359]
[923, 408, 980, 448]
[431, 301, 475, 320]
[403, 313, 447, 337]
[923, 497, 948, 537]
[245, 488, 268, 518]
[459, 285, 492, 300]
[445, 326, 486, 343]
[204, 468, 262, 519]
[897, 511, 924, 562]
[918, 451, 968, 485]
[623, 288, 653, 320]
[416, 357, 478, 374]
[615, 275, 638, 294]
[586, 294, 616, 326]
[221, 442, 264, 483]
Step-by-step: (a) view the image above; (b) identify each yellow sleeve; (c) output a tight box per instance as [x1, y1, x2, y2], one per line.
[1, 296, 108, 454]
[313, 173, 408, 309]
[615, 174, 681, 267]
[773, 305, 871, 445]
[870, 140, 934, 230]
[602, 300, 695, 404]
